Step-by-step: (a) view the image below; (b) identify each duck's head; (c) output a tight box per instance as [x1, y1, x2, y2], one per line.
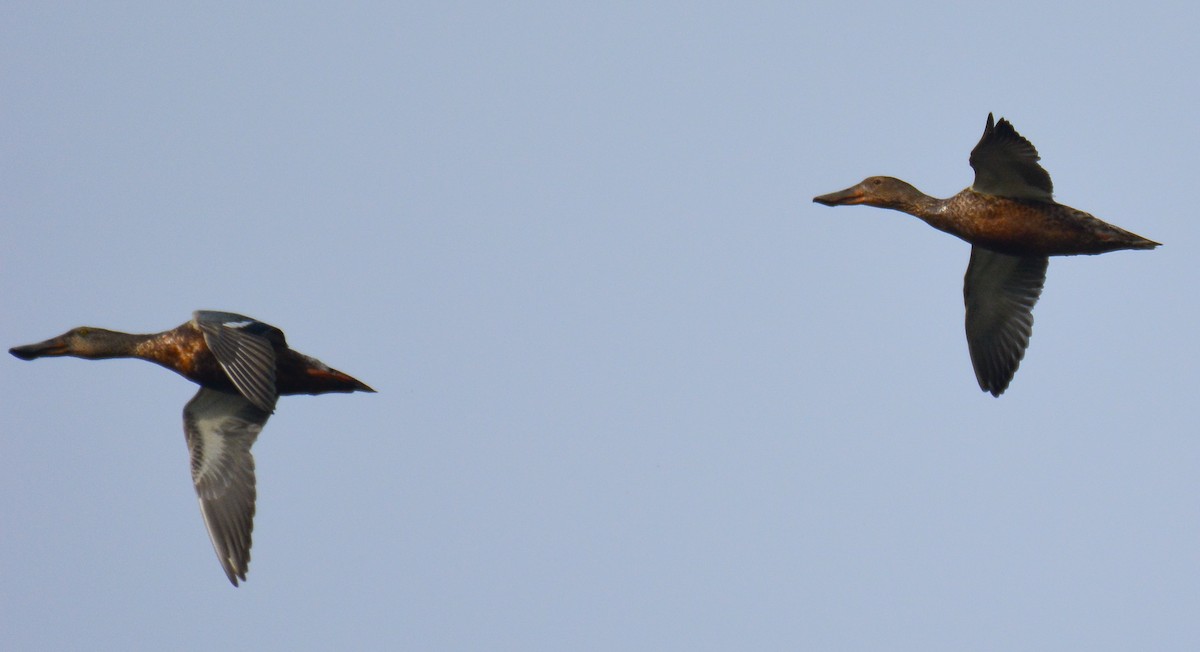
[813, 176, 924, 210]
[10, 327, 128, 360]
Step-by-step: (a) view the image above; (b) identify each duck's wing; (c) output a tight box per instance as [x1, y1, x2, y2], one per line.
[969, 113, 1054, 201]
[963, 247, 1048, 396]
[193, 311, 279, 413]
[184, 387, 271, 586]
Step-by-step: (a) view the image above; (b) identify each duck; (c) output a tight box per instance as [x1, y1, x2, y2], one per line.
[813, 114, 1158, 396]
[9, 310, 375, 585]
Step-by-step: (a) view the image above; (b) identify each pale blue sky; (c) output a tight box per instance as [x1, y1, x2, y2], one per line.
[3, 2, 1197, 650]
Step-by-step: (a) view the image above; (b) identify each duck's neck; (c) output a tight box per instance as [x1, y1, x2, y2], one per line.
[877, 193, 960, 236]
[81, 330, 160, 359]
[885, 193, 944, 220]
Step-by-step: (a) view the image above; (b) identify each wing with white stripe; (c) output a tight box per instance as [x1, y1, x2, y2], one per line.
[193, 311, 278, 413]
[183, 387, 271, 586]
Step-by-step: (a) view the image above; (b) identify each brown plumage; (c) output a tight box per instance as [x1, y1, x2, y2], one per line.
[9, 310, 374, 585]
[814, 114, 1158, 396]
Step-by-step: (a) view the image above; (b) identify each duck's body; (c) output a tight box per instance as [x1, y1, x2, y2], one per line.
[856, 185, 1157, 257]
[63, 315, 372, 401]
[814, 114, 1158, 395]
[9, 310, 374, 585]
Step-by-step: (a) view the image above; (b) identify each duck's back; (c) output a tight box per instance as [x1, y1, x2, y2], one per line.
[943, 190, 1158, 256]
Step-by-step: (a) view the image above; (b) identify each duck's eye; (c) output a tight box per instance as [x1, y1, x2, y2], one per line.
[872, 178, 883, 186]
[75, 327, 90, 336]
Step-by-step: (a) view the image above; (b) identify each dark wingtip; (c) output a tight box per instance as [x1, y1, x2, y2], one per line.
[980, 382, 1007, 398]
[977, 372, 1011, 398]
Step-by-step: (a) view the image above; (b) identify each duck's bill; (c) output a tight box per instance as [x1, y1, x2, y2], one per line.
[813, 185, 865, 206]
[9, 336, 68, 360]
